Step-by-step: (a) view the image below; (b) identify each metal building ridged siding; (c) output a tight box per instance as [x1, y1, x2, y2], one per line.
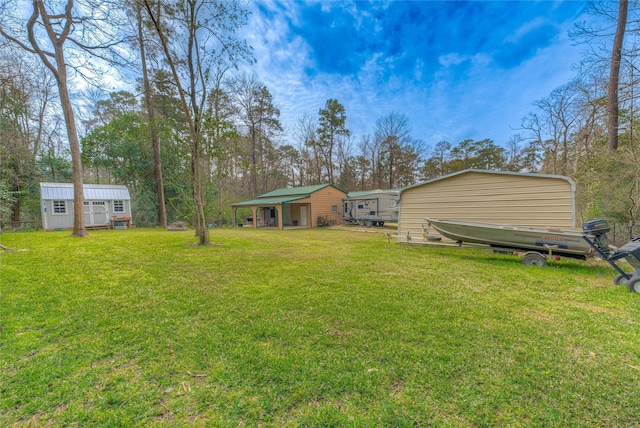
[40, 183, 131, 200]
[397, 169, 577, 244]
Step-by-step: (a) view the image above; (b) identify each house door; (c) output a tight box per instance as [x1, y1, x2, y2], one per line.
[300, 206, 307, 226]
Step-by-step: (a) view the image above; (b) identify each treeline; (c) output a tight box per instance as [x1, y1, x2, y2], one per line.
[1, 1, 640, 240]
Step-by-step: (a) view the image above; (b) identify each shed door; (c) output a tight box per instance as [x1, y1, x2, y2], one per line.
[91, 201, 109, 225]
[300, 206, 307, 226]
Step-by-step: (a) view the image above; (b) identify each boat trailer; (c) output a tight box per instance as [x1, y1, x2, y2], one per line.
[424, 218, 640, 291]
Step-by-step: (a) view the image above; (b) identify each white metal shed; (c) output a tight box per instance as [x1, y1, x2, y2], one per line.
[40, 182, 132, 231]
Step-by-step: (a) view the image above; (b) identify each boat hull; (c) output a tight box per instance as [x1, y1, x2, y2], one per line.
[426, 218, 593, 257]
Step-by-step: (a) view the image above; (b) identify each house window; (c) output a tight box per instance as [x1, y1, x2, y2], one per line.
[53, 200, 66, 214]
[332, 205, 338, 213]
[114, 200, 124, 212]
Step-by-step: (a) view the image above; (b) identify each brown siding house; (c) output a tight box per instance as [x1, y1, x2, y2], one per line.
[231, 184, 346, 229]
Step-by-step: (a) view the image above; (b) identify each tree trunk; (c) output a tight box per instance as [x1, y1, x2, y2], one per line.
[20, 0, 87, 237]
[608, 0, 628, 151]
[193, 148, 209, 245]
[59, 76, 87, 237]
[251, 129, 258, 196]
[51, 28, 86, 236]
[142, 0, 209, 245]
[137, 3, 167, 228]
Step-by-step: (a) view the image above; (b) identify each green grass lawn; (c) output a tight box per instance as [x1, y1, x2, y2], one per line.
[2, 228, 640, 426]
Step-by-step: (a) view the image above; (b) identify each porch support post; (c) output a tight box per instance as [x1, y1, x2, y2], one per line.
[232, 206, 237, 227]
[274, 204, 283, 230]
[251, 206, 257, 228]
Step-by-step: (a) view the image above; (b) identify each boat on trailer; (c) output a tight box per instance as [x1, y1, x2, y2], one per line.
[424, 218, 611, 265]
[425, 218, 640, 293]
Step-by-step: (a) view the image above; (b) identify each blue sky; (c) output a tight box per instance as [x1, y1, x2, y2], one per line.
[242, 0, 590, 150]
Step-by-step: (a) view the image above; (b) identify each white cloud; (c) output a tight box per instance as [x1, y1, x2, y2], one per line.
[240, 1, 591, 150]
[438, 53, 469, 67]
[506, 17, 548, 44]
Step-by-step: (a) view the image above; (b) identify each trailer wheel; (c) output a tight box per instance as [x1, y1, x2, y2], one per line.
[365, 220, 373, 227]
[358, 220, 365, 226]
[626, 277, 640, 293]
[522, 252, 547, 266]
[614, 273, 630, 286]
[378, 221, 384, 226]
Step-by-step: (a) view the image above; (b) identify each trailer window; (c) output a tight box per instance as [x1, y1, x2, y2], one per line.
[114, 200, 124, 212]
[53, 200, 66, 214]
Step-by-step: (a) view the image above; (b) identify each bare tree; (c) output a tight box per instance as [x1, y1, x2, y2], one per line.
[142, 0, 251, 244]
[335, 134, 355, 190]
[432, 140, 451, 177]
[519, 81, 585, 175]
[293, 113, 320, 184]
[316, 99, 349, 185]
[374, 112, 419, 188]
[205, 62, 240, 226]
[608, 0, 628, 150]
[227, 73, 282, 196]
[0, 52, 58, 225]
[571, 1, 636, 151]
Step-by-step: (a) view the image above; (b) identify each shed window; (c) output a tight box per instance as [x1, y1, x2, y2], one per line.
[53, 200, 66, 214]
[114, 200, 124, 212]
[332, 205, 338, 213]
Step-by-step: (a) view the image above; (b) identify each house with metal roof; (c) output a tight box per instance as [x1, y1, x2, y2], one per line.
[231, 184, 347, 229]
[40, 182, 132, 231]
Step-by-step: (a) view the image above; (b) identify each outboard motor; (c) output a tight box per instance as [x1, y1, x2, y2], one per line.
[581, 219, 640, 292]
[582, 219, 611, 254]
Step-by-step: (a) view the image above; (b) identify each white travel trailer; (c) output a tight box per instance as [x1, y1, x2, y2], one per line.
[342, 189, 399, 226]
[40, 182, 132, 231]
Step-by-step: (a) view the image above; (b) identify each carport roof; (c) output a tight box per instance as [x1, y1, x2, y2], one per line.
[399, 169, 575, 194]
[231, 195, 309, 207]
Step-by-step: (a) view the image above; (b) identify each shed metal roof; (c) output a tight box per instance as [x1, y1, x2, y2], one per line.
[40, 183, 131, 200]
